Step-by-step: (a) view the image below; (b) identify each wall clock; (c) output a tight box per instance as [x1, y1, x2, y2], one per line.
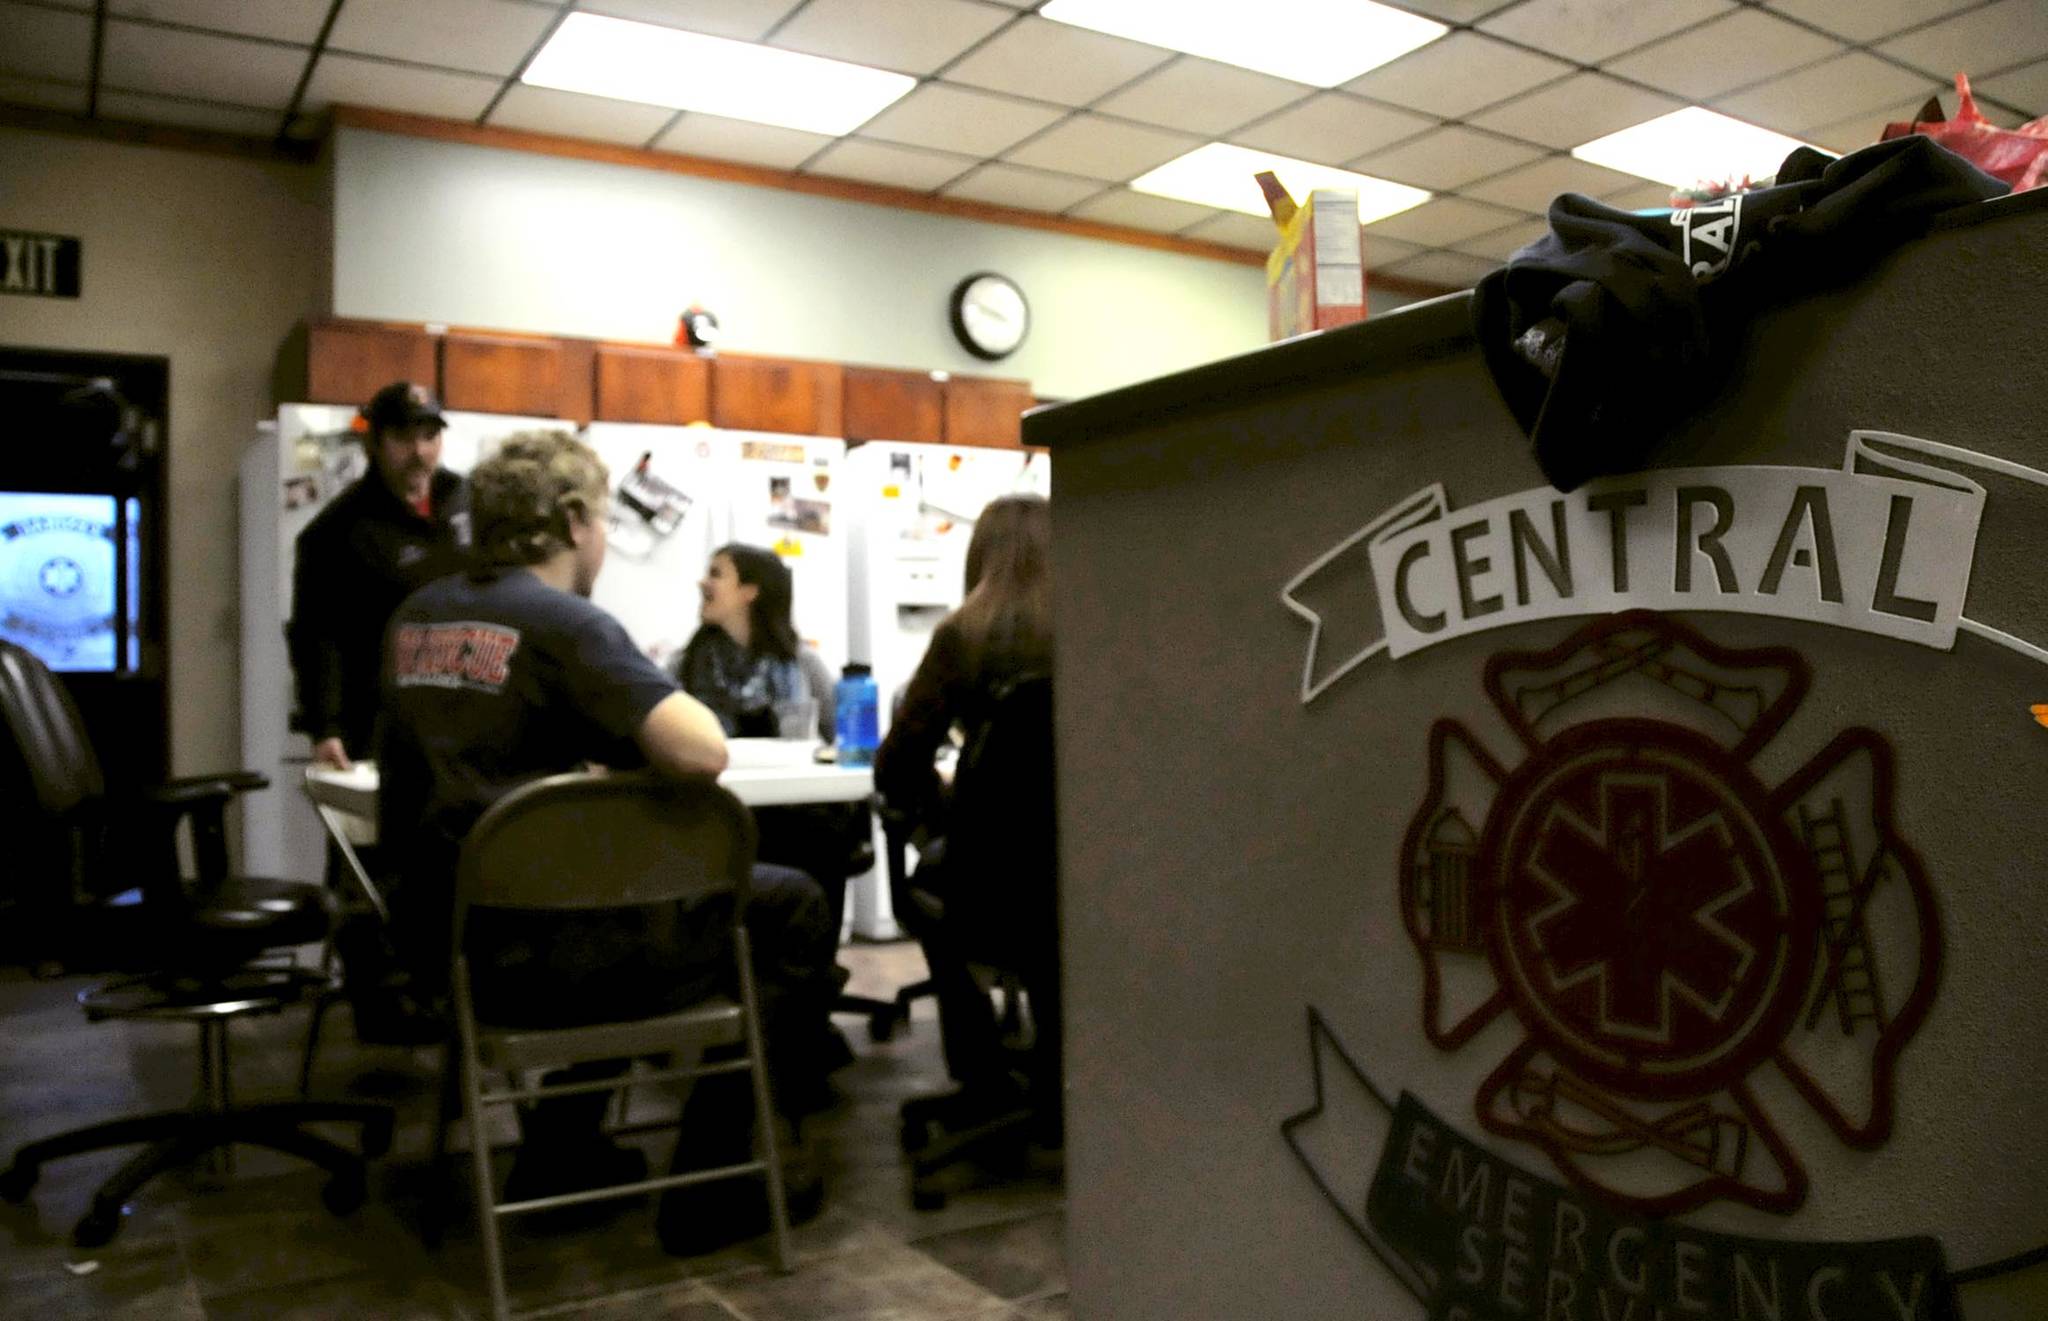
[949, 272, 1029, 361]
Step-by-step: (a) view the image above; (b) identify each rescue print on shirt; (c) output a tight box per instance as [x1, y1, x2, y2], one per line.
[391, 621, 520, 692]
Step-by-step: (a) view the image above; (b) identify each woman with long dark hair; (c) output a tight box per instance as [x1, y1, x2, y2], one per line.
[873, 494, 1051, 824]
[674, 542, 835, 740]
[873, 494, 1053, 1105]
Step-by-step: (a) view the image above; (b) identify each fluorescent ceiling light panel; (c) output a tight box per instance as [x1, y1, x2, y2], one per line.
[1130, 142, 1431, 223]
[523, 12, 915, 136]
[1040, 0, 1446, 87]
[1572, 107, 1817, 188]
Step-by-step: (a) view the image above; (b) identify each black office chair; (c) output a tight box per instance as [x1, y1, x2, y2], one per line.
[0, 641, 392, 1247]
[896, 673, 1060, 1208]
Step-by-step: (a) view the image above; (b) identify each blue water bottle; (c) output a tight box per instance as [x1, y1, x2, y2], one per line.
[835, 663, 879, 768]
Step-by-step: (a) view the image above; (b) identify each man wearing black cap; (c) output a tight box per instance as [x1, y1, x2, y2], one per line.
[288, 381, 469, 771]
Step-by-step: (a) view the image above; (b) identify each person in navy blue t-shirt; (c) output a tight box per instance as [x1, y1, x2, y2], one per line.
[378, 430, 832, 1248]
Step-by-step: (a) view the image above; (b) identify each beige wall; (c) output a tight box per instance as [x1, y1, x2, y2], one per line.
[332, 127, 1361, 402]
[0, 126, 327, 775]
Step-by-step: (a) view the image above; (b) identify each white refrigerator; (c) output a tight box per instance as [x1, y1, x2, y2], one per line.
[239, 412, 851, 886]
[238, 404, 552, 882]
[840, 441, 1050, 938]
[844, 442, 1050, 724]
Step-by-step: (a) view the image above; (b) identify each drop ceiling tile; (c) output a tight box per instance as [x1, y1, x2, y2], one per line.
[1765, 0, 1986, 44]
[0, 73, 87, 113]
[1479, 0, 1736, 64]
[944, 16, 1172, 107]
[771, 0, 1010, 76]
[109, 0, 333, 44]
[1363, 195, 1526, 245]
[1978, 58, 2048, 117]
[328, 0, 557, 77]
[1094, 57, 1309, 138]
[1712, 53, 1938, 135]
[805, 137, 979, 191]
[1066, 188, 1216, 232]
[1005, 113, 1201, 182]
[103, 20, 306, 107]
[1451, 217, 1553, 260]
[1465, 73, 1686, 150]
[98, 89, 281, 135]
[1345, 34, 1573, 120]
[656, 112, 835, 169]
[1607, 9, 1845, 101]
[580, 0, 799, 40]
[1352, 127, 1549, 191]
[942, 163, 1105, 211]
[1388, 0, 1525, 19]
[1798, 96, 1932, 153]
[1459, 155, 1639, 212]
[1363, 235, 1426, 266]
[1378, 249, 1501, 288]
[1231, 93, 1436, 164]
[302, 53, 502, 120]
[0, 3, 91, 82]
[1181, 212, 1278, 251]
[857, 83, 1066, 157]
[1879, 0, 2048, 82]
[487, 84, 677, 143]
[1603, 181, 1678, 210]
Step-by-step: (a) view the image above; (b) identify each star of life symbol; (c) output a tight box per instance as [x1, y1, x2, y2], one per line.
[1402, 611, 1940, 1216]
[38, 556, 84, 598]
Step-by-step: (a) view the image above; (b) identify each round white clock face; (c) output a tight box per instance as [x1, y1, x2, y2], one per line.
[953, 273, 1029, 360]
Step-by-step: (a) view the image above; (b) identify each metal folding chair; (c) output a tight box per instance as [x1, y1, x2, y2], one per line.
[448, 772, 792, 1319]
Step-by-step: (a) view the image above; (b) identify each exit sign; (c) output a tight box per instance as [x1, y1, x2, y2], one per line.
[1, 229, 81, 299]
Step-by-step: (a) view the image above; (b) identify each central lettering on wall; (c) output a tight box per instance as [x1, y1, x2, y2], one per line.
[1281, 431, 2048, 703]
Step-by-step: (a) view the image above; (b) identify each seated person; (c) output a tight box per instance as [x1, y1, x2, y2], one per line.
[873, 495, 1053, 1107]
[675, 544, 835, 741]
[376, 431, 835, 1252]
[676, 545, 865, 937]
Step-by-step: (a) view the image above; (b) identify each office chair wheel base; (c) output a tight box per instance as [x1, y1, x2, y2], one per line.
[868, 1007, 902, 1044]
[910, 1180, 947, 1211]
[0, 1163, 36, 1203]
[321, 1169, 367, 1216]
[72, 1207, 123, 1250]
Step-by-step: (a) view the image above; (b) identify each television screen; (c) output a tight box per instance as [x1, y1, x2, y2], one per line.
[0, 491, 138, 673]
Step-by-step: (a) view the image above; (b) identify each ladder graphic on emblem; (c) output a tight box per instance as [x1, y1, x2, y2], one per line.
[1796, 799, 1887, 1035]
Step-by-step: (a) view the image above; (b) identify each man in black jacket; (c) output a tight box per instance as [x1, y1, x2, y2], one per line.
[288, 381, 469, 770]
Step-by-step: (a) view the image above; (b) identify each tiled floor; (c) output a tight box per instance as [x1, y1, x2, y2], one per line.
[0, 944, 1067, 1319]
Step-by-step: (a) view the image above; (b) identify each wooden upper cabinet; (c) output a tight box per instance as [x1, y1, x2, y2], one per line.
[711, 354, 844, 436]
[442, 332, 566, 418]
[943, 375, 1033, 449]
[594, 344, 711, 425]
[306, 319, 436, 407]
[842, 366, 943, 443]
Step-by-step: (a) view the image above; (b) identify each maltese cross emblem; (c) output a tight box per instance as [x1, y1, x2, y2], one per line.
[1402, 611, 1941, 1216]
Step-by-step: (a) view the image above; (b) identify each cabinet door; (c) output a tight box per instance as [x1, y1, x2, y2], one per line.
[442, 333, 563, 417]
[306, 320, 436, 406]
[711, 355, 844, 436]
[943, 375, 1032, 449]
[595, 344, 711, 425]
[843, 366, 943, 442]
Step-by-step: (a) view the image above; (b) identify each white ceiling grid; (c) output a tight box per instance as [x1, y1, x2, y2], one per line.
[0, 0, 2040, 293]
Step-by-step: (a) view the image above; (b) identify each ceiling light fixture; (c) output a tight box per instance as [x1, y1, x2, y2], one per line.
[1130, 142, 1431, 222]
[1572, 107, 1818, 188]
[522, 12, 915, 136]
[1040, 0, 1446, 87]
